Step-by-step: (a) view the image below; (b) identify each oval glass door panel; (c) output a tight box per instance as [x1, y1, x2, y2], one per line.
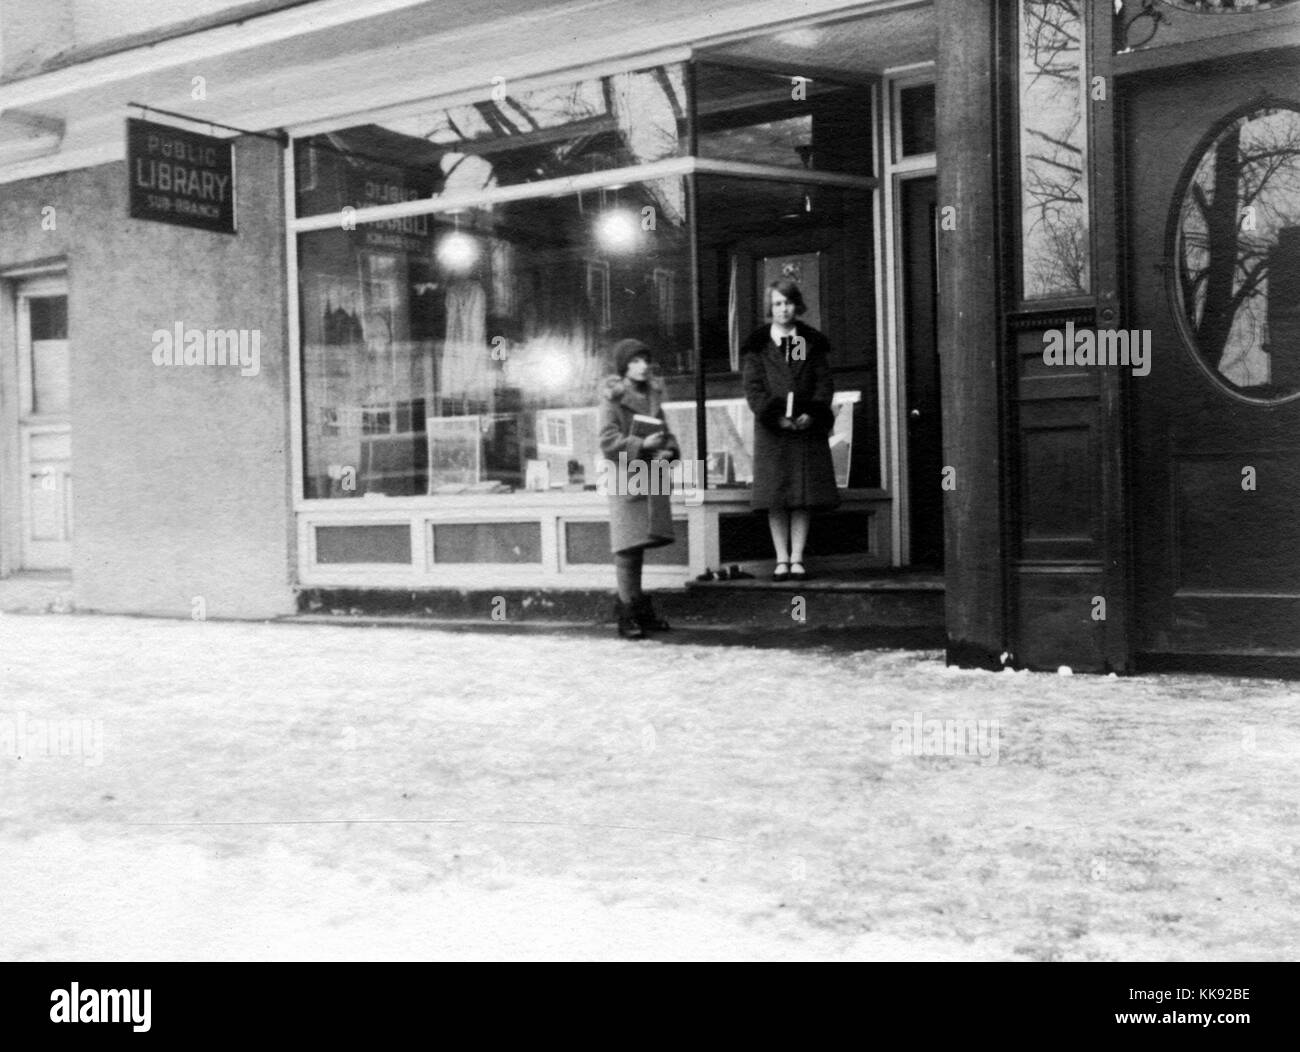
[1171, 102, 1300, 403]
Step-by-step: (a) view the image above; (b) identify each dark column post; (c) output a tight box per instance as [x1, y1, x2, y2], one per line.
[935, 0, 1007, 667]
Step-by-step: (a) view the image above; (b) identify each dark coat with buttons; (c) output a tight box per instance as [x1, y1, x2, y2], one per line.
[741, 321, 842, 512]
[598, 375, 678, 554]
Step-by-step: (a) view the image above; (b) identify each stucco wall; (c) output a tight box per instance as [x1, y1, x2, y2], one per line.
[0, 135, 294, 617]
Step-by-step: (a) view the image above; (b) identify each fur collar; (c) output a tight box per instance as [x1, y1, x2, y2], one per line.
[740, 319, 822, 357]
[602, 375, 664, 405]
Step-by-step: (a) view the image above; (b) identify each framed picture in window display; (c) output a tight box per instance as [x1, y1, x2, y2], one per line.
[660, 398, 754, 487]
[706, 450, 736, 485]
[525, 459, 550, 492]
[426, 415, 483, 492]
[759, 251, 823, 330]
[535, 407, 601, 491]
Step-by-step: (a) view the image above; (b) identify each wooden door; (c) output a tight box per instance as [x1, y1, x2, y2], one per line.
[16, 278, 72, 570]
[1125, 52, 1300, 654]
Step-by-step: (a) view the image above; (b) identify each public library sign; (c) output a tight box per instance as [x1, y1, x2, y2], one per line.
[128, 118, 235, 234]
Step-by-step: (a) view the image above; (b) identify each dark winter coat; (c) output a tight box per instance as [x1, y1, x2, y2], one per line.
[598, 375, 678, 554]
[741, 321, 842, 512]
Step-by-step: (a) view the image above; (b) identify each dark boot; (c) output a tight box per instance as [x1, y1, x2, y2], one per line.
[632, 594, 671, 632]
[614, 599, 645, 640]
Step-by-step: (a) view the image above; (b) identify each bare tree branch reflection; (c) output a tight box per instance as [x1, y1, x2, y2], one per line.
[1019, 0, 1090, 298]
[1177, 106, 1300, 390]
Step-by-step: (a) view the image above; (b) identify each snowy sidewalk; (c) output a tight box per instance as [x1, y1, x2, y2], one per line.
[2, 612, 1299, 960]
[0, 572, 73, 614]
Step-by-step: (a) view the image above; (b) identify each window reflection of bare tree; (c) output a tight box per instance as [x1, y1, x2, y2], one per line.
[1020, 0, 1090, 297]
[1177, 107, 1300, 388]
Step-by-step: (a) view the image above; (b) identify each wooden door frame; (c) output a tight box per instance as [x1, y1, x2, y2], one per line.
[1, 267, 69, 575]
[881, 68, 938, 568]
[1089, 0, 1132, 673]
[984, 0, 1133, 672]
[895, 169, 941, 567]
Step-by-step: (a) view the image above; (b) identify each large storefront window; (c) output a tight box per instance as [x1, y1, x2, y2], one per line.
[298, 179, 692, 499]
[294, 59, 880, 507]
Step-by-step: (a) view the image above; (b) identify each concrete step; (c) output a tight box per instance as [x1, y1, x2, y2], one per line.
[297, 572, 945, 640]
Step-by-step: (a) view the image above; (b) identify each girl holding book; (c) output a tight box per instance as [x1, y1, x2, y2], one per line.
[599, 338, 680, 639]
[740, 279, 841, 581]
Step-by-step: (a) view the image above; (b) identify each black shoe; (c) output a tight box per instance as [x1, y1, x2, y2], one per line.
[632, 594, 671, 632]
[614, 599, 645, 639]
[772, 562, 790, 582]
[728, 564, 755, 580]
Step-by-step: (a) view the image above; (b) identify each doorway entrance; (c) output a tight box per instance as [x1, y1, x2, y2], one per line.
[14, 275, 72, 570]
[699, 8, 941, 572]
[900, 174, 942, 568]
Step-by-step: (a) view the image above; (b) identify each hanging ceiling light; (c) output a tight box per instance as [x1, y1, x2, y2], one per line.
[437, 211, 479, 271]
[594, 185, 640, 253]
[596, 207, 640, 252]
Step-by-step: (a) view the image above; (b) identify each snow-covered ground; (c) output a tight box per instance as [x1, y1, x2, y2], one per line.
[2, 611, 1299, 961]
